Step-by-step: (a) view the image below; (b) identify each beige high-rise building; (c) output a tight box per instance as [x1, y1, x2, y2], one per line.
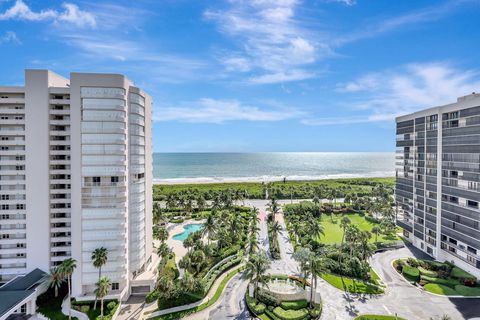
[0, 69, 154, 300]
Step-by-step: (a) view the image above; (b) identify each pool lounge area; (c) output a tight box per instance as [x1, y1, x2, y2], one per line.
[172, 223, 203, 241]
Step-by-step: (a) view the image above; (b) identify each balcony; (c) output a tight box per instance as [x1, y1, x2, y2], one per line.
[397, 219, 413, 233]
[49, 99, 71, 105]
[0, 97, 25, 104]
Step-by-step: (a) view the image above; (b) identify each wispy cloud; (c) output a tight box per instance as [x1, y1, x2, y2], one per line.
[0, 31, 20, 44]
[0, 0, 96, 28]
[306, 62, 480, 125]
[335, 0, 476, 45]
[155, 98, 304, 123]
[205, 0, 320, 84]
[326, 0, 356, 6]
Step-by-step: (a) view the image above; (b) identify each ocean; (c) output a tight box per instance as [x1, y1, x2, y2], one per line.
[153, 152, 396, 184]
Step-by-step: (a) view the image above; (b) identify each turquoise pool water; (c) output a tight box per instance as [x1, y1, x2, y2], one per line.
[172, 223, 203, 241]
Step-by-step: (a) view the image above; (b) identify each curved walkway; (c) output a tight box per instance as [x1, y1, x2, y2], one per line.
[143, 263, 245, 319]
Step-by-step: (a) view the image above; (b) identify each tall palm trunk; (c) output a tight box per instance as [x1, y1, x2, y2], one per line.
[68, 276, 72, 320]
[101, 297, 104, 320]
[94, 267, 101, 310]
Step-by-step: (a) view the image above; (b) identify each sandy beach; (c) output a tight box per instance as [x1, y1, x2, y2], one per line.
[153, 172, 395, 185]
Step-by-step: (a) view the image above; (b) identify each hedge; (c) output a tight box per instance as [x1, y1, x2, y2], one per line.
[402, 266, 419, 282]
[272, 306, 309, 320]
[418, 266, 438, 278]
[146, 290, 160, 304]
[451, 267, 476, 280]
[280, 300, 308, 311]
[420, 275, 460, 287]
[454, 285, 480, 296]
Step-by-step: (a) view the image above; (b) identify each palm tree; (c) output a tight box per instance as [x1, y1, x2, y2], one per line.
[157, 242, 172, 260]
[95, 276, 111, 320]
[266, 198, 280, 221]
[293, 247, 312, 281]
[244, 251, 271, 298]
[305, 219, 324, 242]
[340, 216, 351, 244]
[59, 258, 77, 320]
[179, 271, 196, 293]
[201, 212, 217, 244]
[345, 225, 360, 258]
[44, 267, 64, 298]
[270, 220, 282, 241]
[309, 254, 329, 308]
[371, 225, 381, 244]
[153, 226, 169, 243]
[92, 247, 108, 310]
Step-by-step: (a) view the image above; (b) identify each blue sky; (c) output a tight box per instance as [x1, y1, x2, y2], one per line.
[1, 0, 480, 152]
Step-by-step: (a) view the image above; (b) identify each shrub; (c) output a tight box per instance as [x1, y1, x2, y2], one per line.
[257, 290, 279, 307]
[145, 289, 160, 303]
[272, 306, 309, 320]
[279, 300, 308, 310]
[420, 275, 460, 287]
[407, 258, 419, 268]
[464, 279, 476, 287]
[253, 303, 266, 314]
[454, 285, 480, 296]
[402, 266, 419, 282]
[451, 267, 476, 280]
[418, 266, 438, 278]
[107, 301, 117, 311]
[424, 283, 457, 296]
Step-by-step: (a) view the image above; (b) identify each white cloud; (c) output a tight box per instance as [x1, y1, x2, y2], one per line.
[327, 0, 356, 6]
[0, 31, 20, 44]
[307, 62, 480, 126]
[249, 69, 315, 84]
[155, 98, 303, 123]
[0, 0, 95, 28]
[57, 3, 96, 28]
[205, 0, 319, 84]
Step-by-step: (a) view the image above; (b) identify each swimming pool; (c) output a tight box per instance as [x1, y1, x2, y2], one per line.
[172, 223, 203, 241]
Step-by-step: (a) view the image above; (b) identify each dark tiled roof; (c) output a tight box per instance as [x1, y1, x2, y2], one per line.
[0, 268, 46, 317]
[0, 291, 35, 317]
[0, 268, 46, 291]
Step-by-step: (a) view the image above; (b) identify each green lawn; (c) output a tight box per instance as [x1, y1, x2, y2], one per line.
[151, 266, 244, 320]
[321, 273, 384, 294]
[354, 315, 407, 320]
[423, 283, 458, 296]
[318, 213, 399, 244]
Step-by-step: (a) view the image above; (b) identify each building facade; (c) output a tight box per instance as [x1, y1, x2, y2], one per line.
[0, 70, 154, 300]
[396, 93, 480, 278]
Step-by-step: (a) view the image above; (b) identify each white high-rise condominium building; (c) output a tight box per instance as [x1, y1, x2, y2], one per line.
[0, 69, 154, 300]
[396, 93, 480, 278]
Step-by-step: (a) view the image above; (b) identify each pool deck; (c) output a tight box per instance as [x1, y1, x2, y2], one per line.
[165, 219, 205, 266]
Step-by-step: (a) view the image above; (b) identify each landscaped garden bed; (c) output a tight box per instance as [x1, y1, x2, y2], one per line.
[246, 295, 321, 320]
[394, 258, 480, 296]
[71, 299, 119, 320]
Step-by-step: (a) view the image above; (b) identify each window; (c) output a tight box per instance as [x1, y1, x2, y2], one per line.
[16, 243, 25, 248]
[1, 234, 9, 239]
[1, 205, 8, 210]
[16, 204, 24, 210]
[449, 238, 457, 245]
[0, 195, 9, 200]
[111, 176, 119, 183]
[112, 282, 119, 290]
[92, 177, 101, 186]
[467, 200, 479, 209]
[468, 246, 477, 254]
